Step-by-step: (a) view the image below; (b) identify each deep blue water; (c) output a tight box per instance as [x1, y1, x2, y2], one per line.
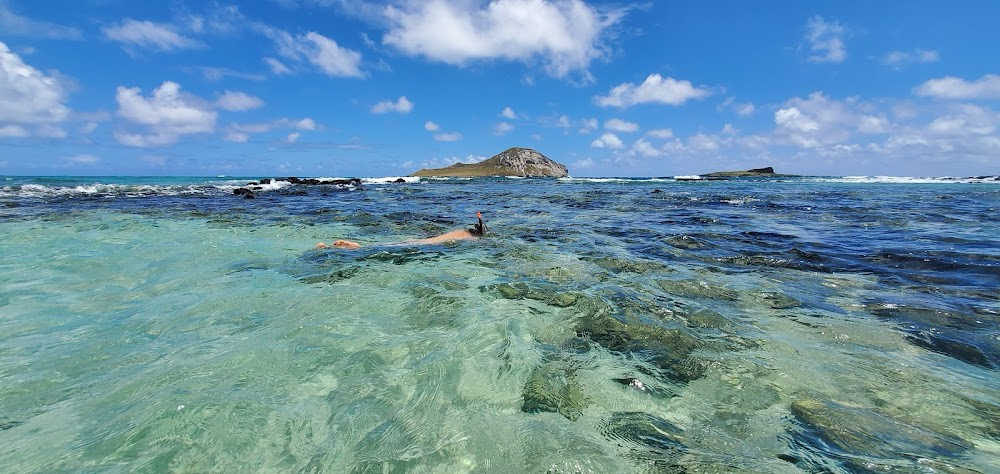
[1, 175, 998, 472]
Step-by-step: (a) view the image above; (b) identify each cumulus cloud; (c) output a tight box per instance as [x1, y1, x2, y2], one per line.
[604, 118, 638, 133]
[595, 74, 711, 108]
[424, 120, 440, 131]
[769, 92, 894, 148]
[115, 81, 217, 147]
[591, 132, 624, 149]
[372, 96, 414, 114]
[646, 128, 673, 139]
[0, 2, 82, 39]
[418, 154, 483, 169]
[434, 132, 463, 142]
[265, 28, 363, 77]
[579, 117, 598, 134]
[382, 0, 623, 79]
[223, 117, 317, 142]
[295, 117, 316, 130]
[881, 49, 939, 68]
[103, 19, 201, 52]
[0, 42, 71, 136]
[216, 91, 264, 111]
[631, 138, 661, 157]
[500, 106, 517, 119]
[286, 131, 300, 143]
[494, 121, 514, 135]
[803, 16, 846, 63]
[915, 74, 1000, 100]
[925, 104, 996, 136]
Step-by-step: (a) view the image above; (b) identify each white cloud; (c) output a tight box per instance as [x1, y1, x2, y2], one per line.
[803, 16, 846, 63]
[382, 0, 623, 79]
[0, 125, 28, 137]
[501, 106, 517, 119]
[265, 28, 363, 77]
[881, 49, 939, 67]
[115, 81, 217, 147]
[263, 57, 292, 75]
[216, 91, 264, 111]
[926, 104, 996, 136]
[103, 19, 200, 52]
[915, 75, 1000, 100]
[424, 120, 440, 131]
[296, 118, 316, 130]
[775, 107, 820, 133]
[579, 117, 598, 134]
[631, 138, 661, 157]
[371, 96, 414, 114]
[604, 118, 638, 133]
[595, 74, 711, 108]
[857, 114, 890, 134]
[434, 132, 463, 142]
[646, 128, 673, 139]
[0, 42, 71, 136]
[735, 102, 756, 116]
[495, 122, 514, 135]
[225, 131, 249, 143]
[0, 2, 82, 39]
[557, 115, 572, 128]
[302, 32, 364, 77]
[419, 154, 483, 169]
[80, 122, 99, 134]
[224, 117, 317, 142]
[591, 132, 624, 149]
[286, 132, 300, 143]
[688, 133, 720, 153]
[573, 158, 595, 168]
[196, 66, 267, 82]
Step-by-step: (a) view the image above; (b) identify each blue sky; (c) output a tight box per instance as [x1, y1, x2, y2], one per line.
[1, 0, 999, 177]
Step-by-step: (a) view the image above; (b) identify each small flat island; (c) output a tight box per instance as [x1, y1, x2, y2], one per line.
[410, 147, 569, 178]
[677, 167, 798, 180]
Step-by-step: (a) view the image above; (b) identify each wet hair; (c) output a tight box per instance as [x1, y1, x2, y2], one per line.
[469, 213, 488, 236]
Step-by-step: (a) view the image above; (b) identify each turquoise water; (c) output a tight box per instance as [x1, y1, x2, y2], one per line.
[1, 176, 998, 473]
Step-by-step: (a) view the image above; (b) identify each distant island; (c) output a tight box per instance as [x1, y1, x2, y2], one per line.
[678, 167, 798, 180]
[410, 147, 569, 178]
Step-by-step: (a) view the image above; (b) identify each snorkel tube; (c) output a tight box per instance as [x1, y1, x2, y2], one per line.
[472, 211, 488, 236]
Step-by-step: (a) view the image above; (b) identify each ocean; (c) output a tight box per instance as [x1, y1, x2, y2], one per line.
[1, 175, 998, 473]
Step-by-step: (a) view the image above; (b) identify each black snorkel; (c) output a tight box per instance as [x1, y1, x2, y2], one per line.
[471, 211, 487, 236]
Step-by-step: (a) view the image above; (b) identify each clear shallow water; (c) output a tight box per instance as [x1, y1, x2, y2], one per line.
[1, 175, 998, 473]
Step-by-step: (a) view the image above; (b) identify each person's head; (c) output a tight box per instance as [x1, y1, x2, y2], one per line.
[469, 211, 488, 236]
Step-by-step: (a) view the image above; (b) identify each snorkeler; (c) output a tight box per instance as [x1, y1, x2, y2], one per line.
[315, 212, 488, 250]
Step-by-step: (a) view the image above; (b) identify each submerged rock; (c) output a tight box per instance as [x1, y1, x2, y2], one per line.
[484, 281, 581, 307]
[521, 359, 588, 421]
[656, 278, 737, 301]
[866, 302, 999, 369]
[574, 298, 706, 382]
[790, 398, 974, 472]
[1, 418, 24, 430]
[905, 330, 996, 369]
[584, 256, 674, 275]
[599, 412, 686, 470]
[749, 291, 802, 309]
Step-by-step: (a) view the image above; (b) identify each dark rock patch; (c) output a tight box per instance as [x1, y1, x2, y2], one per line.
[789, 398, 974, 472]
[521, 359, 588, 421]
